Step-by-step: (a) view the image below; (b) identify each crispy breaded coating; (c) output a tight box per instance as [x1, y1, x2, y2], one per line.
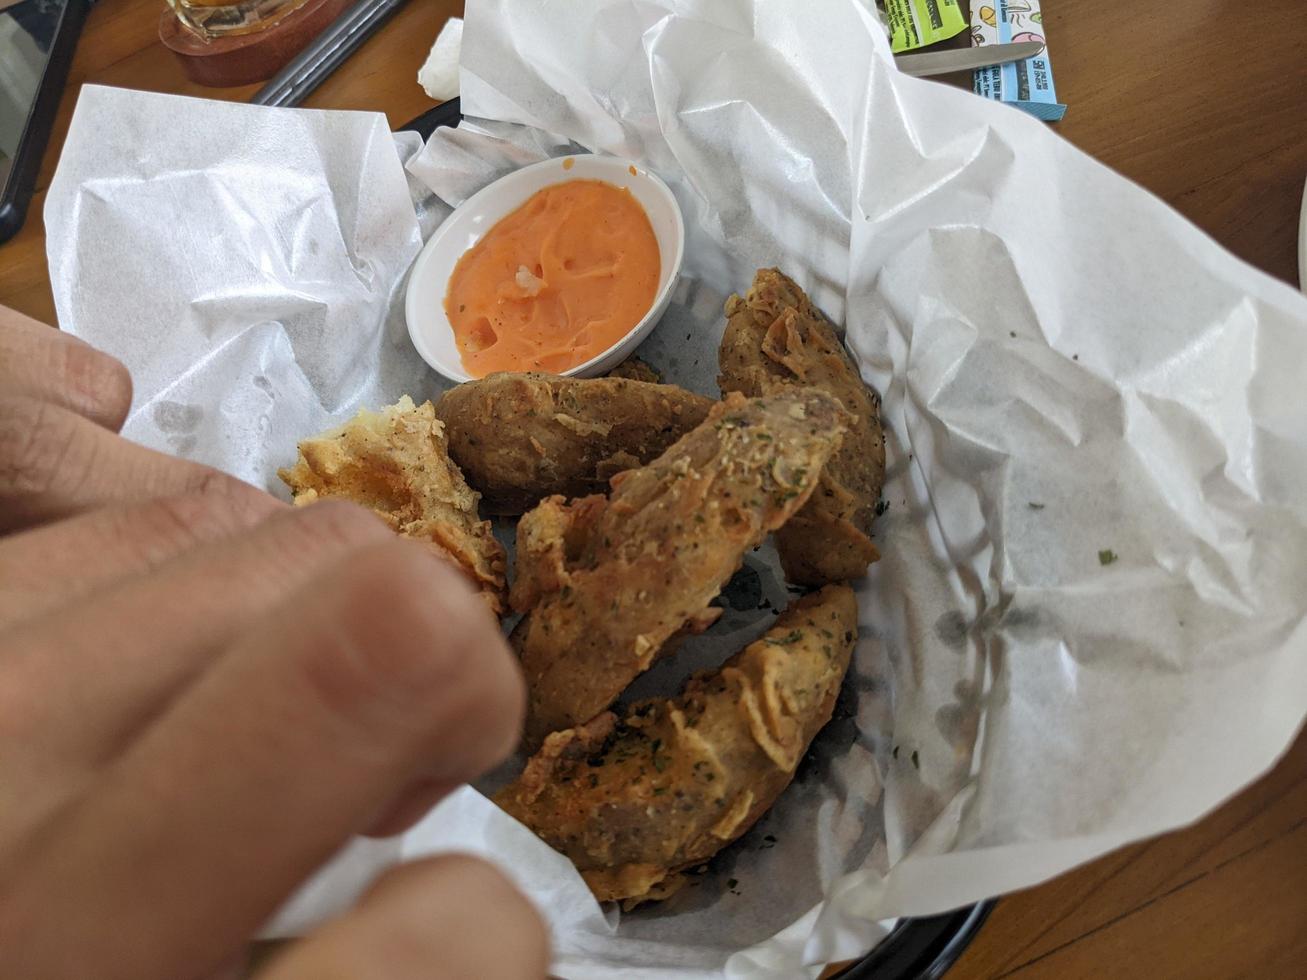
[606, 357, 662, 383]
[719, 268, 886, 585]
[434, 372, 713, 515]
[496, 584, 857, 907]
[510, 389, 849, 746]
[278, 396, 507, 613]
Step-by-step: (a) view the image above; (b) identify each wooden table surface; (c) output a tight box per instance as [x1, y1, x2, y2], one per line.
[3, 2, 1305, 978]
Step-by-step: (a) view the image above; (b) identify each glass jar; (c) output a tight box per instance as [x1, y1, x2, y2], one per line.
[166, 0, 313, 40]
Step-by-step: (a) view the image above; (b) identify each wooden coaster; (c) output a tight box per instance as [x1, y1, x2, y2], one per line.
[159, 0, 353, 88]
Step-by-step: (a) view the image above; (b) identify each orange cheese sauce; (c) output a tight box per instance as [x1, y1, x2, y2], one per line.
[444, 179, 661, 377]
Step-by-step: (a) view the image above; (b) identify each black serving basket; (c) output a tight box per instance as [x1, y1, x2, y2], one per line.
[833, 902, 993, 979]
[398, 98, 994, 980]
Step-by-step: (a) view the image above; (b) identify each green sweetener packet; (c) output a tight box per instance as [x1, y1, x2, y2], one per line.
[882, 0, 968, 53]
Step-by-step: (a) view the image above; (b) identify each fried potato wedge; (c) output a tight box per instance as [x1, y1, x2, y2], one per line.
[510, 388, 848, 746]
[606, 357, 662, 383]
[435, 372, 713, 515]
[279, 396, 506, 613]
[719, 268, 886, 585]
[496, 584, 857, 906]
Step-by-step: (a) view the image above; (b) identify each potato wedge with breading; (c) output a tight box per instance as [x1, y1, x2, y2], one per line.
[719, 268, 886, 585]
[496, 584, 857, 907]
[434, 372, 713, 515]
[510, 388, 849, 746]
[278, 396, 507, 613]
[605, 357, 662, 383]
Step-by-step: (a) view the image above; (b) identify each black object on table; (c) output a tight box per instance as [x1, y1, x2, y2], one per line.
[838, 902, 994, 979]
[0, 0, 93, 245]
[251, 0, 411, 107]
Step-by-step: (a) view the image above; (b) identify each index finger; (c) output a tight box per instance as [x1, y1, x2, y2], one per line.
[0, 306, 132, 431]
[0, 539, 525, 980]
[0, 395, 260, 533]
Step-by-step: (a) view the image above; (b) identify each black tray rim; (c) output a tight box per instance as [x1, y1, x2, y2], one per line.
[399, 97, 995, 980]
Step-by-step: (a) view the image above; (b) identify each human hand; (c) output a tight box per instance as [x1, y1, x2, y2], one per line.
[0, 306, 547, 979]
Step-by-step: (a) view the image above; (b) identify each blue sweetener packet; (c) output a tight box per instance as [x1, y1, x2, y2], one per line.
[971, 0, 1067, 122]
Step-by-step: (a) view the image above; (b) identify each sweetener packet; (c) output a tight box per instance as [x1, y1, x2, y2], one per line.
[971, 0, 1067, 121]
[883, 0, 967, 52]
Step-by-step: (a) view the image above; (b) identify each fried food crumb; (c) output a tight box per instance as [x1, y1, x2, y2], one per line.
[278, 396, 506, 613]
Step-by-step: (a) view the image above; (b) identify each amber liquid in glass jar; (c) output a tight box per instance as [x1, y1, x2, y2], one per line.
[167, 0, 312, 40]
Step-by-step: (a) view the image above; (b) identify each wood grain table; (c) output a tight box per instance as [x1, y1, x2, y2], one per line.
[3, 2, 1305, 978]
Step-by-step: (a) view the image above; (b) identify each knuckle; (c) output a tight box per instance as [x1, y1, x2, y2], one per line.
[50, 338, 132, 428]
[441, 856, 535, 911]
[177, 468, 281, 522]
[304, 541, 524, 766]
[446, 858, 550, 958]
[360, 856, 548, 972]
[285, 498, 393, 551]
[0, 396, 82, 500]
[183, 467, 250, 503]
[393, 551, 526, 755]
[136, 484, 281, 555]
[348, 544, 493, 688]
[399, 855, 543, 931]
[442, 855, 525, 903]
[109, 496, 208, 567]
[0, 664, 39, 744]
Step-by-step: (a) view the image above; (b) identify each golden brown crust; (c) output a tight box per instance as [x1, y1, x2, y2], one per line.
[278, 396, 507, 614]
[509, 389, 850, 747]
[606, 357, 662, 383]
[434, 372, 713, 515]
[718, 268, 886, 585]
[496, 584, 857, 907]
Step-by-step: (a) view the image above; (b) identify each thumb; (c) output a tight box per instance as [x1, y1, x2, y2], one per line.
[257, 855, 549, 980]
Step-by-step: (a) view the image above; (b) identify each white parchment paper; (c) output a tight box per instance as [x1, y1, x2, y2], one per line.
[44, 2, 1307, 977]
[44, 87, 443, 484]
